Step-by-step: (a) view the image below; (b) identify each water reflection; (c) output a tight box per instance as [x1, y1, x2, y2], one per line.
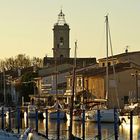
[119, 116, 139, 140]
[2, 115, 140, 139]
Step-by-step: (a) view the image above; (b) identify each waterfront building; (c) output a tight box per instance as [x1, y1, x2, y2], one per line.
[65, 51, 140, 109]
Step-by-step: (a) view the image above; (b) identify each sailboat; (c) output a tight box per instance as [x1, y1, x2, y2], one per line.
[85, 15, 119, 123]
[66, 41, 84, 122]
[43, 100, 67, 120]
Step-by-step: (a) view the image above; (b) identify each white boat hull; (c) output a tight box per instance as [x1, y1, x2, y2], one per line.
[86, 109, 119, 123]
[43, 110, 67, 120]
[66, 113, 82, 121]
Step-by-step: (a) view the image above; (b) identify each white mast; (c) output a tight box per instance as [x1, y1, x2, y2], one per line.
[105, 15, 109, 100]
[74, 41, 77, 101]
[69, 41, 77, 140]
[3, 69, 6, 104]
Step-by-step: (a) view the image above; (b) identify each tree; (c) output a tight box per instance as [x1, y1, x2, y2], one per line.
[0, 54, 43, 71]
[20, 71, 37, 102]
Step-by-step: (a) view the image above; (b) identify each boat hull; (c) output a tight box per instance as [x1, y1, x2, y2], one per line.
[86, 109, 119, 123]
[66, 113, 82, 121]
[43, 110, 67, 120]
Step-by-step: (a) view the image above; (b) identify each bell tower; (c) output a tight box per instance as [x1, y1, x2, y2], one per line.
[52, 10, 70, 59]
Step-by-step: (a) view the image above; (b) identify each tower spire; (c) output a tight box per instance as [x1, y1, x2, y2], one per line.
[57, 9, 66, 25]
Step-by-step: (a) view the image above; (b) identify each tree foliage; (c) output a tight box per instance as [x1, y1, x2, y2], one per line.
[20, 71, 37, 102]
[0, 54, 43, 71]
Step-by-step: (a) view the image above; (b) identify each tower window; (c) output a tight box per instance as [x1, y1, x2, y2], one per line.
[60, 37, 64, 47]
[60, 37, 64, 43]
[60, 55, 64, 58]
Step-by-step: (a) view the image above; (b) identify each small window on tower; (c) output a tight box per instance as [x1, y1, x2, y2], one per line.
[60, 55, 64, 58]
[60, 37, 63, 42]
[60, 37, 64, 46]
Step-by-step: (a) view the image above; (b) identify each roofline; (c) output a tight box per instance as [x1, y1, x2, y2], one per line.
[98, 51, 140, 61]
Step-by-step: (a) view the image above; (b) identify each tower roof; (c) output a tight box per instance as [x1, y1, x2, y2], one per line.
[56, 9, 66, 25]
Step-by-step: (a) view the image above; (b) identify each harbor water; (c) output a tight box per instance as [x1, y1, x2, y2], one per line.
[1, 115, 140, 140]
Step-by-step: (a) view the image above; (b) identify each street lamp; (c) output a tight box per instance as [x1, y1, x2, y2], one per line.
[131, 71, 140, 103]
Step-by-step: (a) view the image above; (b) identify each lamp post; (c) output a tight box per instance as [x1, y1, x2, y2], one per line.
[131, 71, 140, 103]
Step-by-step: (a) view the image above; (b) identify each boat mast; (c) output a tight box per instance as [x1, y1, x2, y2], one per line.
[69, 41, 77, 140]
[105, 15, 109, 101]
[3, 68, 6, 104]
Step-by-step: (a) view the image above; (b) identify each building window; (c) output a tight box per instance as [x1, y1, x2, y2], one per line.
[108, 62, 111, 66]
[77, 78, 82, 87]
[124, 96, 129, 104]
[68, 78, 72, 87]
[102, 63, 105, 67]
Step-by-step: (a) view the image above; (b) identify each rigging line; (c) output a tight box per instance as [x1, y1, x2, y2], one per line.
[108, 22, 120, 110]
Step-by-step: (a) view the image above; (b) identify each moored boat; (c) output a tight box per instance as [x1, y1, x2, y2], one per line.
[24, 104, 43, 118]
[84, 15, 121, 123]
[43, 101, 67, 120]
[85, 108, 119, 123]
[66, 109, 83, 121]
[49, 110, 67, 120]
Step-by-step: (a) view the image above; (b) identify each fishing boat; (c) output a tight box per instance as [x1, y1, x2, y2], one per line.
[85, 15, 120, 123]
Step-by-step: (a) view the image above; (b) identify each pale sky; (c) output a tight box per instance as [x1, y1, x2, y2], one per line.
[0, 0, 140, 60]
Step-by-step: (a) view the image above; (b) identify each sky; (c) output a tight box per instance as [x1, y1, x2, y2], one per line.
[0, 0, 140, 60]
